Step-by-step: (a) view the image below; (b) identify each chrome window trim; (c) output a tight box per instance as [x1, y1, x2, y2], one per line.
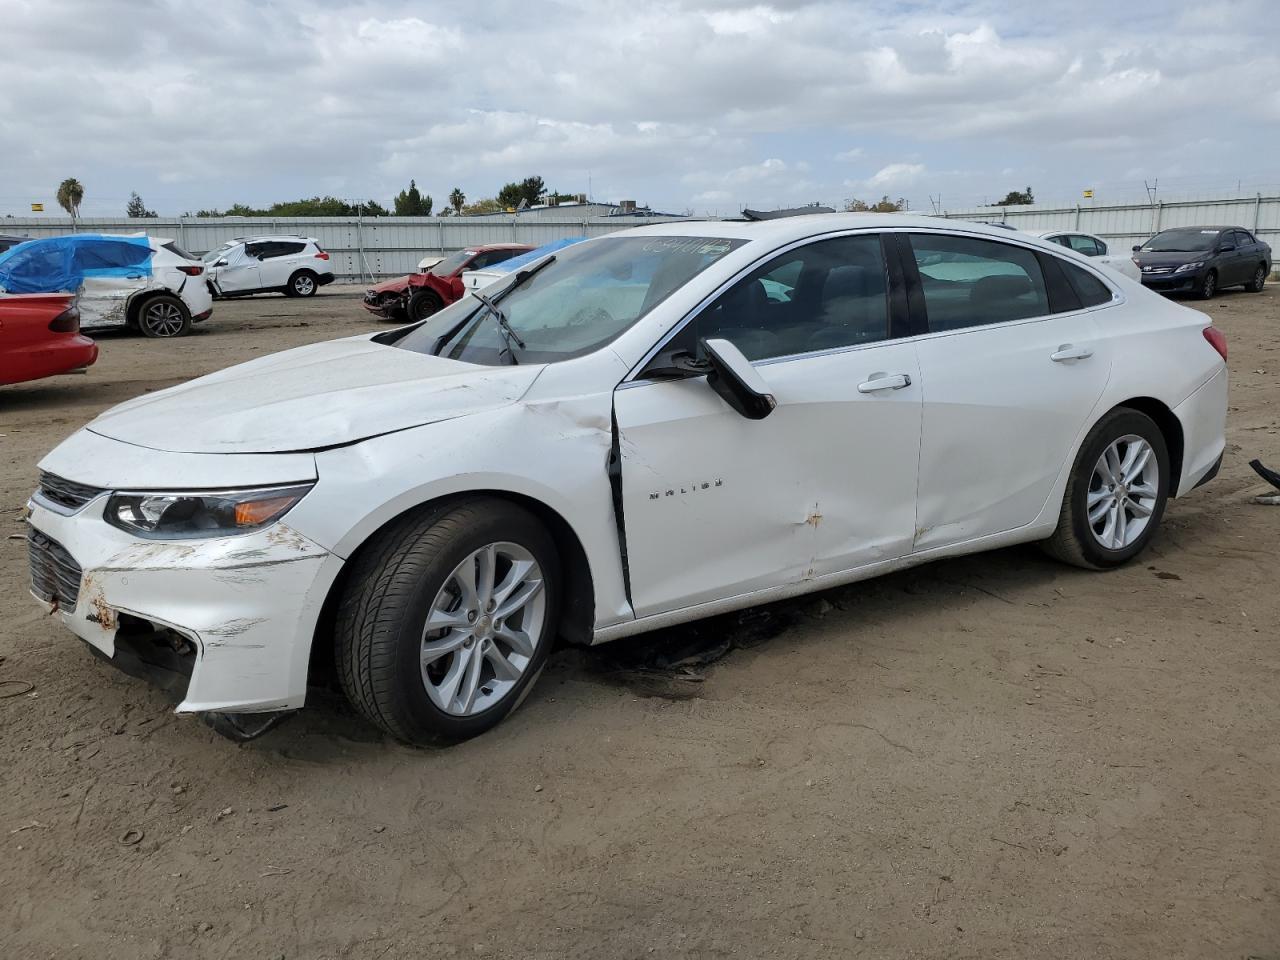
[622, 225, 1123, 388]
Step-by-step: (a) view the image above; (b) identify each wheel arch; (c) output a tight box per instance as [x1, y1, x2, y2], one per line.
[125, 287, 186, 326]
[307, 489, 596, 690]
[1112, 396, 1184, 488]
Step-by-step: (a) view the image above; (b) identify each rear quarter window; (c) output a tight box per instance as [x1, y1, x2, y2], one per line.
[1060, 259, 1114, 308]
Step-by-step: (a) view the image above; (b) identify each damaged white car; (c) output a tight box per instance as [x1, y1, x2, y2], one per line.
[27, 216, 1228, 744]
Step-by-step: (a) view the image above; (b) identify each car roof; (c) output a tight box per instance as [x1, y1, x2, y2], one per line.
[228, 235, 318, 243]
[469, 243, 534, 252]
[1154, 225, 1243, 232]
[618, 212, 1060, 246]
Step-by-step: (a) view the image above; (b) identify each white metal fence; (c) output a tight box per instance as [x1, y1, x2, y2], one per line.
[939, 193, 1280, 259]
[0, 214, 689, 282]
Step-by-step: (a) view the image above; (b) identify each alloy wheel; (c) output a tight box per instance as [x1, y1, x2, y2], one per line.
[419, 542, 546, 716]
[294, 275, 316, 295]
[143, 301, 186, 337]
[1087, 435, 1159, 550]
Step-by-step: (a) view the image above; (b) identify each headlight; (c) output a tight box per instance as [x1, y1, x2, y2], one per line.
[104, 484, 313, 539]
[1174, 260, 1205, 273]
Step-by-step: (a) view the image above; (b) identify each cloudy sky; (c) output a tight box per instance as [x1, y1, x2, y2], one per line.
[2, 0, 1277, 217]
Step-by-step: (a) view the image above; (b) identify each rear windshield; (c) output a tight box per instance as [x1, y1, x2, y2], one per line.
[162, 241, 198, 261]
[392, 236, 745, 366]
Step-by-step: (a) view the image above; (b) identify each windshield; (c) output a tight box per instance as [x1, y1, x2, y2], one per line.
[1142, 228, 1220, 253]
[427, 249, 475, 276]
[202, 242, 236, 263]
[392, 235, 745, 365]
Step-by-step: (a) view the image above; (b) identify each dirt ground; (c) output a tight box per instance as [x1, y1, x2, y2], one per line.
[1, 283, 1278, 959]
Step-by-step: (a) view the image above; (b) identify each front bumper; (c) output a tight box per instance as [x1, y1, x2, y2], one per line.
[1139, 268, 1203, 293]
[26, 490, 342, 714]
[362, 289, 403, 317]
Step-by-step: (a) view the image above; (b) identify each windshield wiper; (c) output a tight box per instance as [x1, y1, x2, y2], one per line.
[497, 254, 556, 300]
[470, 290, 525, 364]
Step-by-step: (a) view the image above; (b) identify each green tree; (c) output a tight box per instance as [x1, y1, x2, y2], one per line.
[126, 191, 157, 218]
[460, 198, 504, 216]
[993, 186, 1034, 206]
[196, 196, 391, 218]
[496, 175, 546, 211]
[448, 187, 465, 214]
[844, 195, 905, 213]
[393, 180, 433, 216]
[56, 178, 84, 218]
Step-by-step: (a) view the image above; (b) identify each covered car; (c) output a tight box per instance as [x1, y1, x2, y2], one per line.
[0, 234, 212, 338]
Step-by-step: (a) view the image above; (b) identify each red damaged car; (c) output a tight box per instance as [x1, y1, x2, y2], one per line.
[1, 293, 98, 386]
[363, 243, 533, 322]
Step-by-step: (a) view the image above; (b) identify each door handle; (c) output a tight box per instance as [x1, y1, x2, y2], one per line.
[857, 372, 912, 394]
[1050, 344, 1093, 362]
[126, 274, 144, 280]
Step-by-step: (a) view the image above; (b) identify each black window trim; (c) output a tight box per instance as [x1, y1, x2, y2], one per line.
[624, 228, 909, 385]
[894, 228, 1121, 339]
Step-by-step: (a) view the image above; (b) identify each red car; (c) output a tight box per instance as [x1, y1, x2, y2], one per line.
[0, 293, 98, 386]
[362, 243, 533, 322]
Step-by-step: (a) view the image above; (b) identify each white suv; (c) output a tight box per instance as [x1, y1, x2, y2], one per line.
[204, 236, 335, 298]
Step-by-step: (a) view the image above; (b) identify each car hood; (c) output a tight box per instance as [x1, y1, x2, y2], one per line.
[369, 275, 414, 294]
[1134, 250, 1211, 266]
[87, 338, 542, 454]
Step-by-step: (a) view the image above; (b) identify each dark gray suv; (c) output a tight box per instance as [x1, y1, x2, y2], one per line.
[1133, 225, 1271, 299]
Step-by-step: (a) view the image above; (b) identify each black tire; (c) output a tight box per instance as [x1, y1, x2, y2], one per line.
[334, 498, 560, 745]
[1042, 408, 1171, 570]
[1245, 264, 1267, 293]
[1195, 269, 1217, 300]
[406, 289, 443, 322]
[286, 270, 319, 298]
[136, 294, 192, 338]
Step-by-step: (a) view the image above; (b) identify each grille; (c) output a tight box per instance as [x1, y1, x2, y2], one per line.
[38, 471, 104, 512]
[28, 528, 83, 607]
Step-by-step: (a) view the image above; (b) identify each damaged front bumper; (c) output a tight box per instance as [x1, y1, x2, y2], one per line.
[26, 492, 342, 715]
[362, 289, 405, 318]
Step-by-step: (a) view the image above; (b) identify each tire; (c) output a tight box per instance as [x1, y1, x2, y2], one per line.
[334, 498, 560, 745]
[406, 289, 443, 322]
[1195, 269, 1217, 300]
[286, 270, 319, 298]
[136, 295, 192, 338]
[1042, 408, 1170, 570]
[1245, 264, 1267, 293]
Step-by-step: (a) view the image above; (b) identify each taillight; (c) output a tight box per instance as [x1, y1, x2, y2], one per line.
[1203, 326, 1227, 361]
[177, 264, 204, 276]
[315, 251, 330, 260]
[48, 305, 80, 333]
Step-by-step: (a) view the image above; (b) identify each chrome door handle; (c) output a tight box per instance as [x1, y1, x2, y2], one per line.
[857, 373, 912, 393]
[1051, 344, 1093, 362]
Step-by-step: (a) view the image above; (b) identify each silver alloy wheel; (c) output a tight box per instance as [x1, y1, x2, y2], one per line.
[419, 542, 546, 716]
[294, 274, 316, 295]
[1254, 266, 1266, 289]
[142, 300, 185, 337]
[1087, 434, 1159, 550]
[1202, 272, 1216, 297]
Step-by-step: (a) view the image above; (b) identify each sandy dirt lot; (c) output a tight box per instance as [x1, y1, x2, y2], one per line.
[2, 284, 1278, 959]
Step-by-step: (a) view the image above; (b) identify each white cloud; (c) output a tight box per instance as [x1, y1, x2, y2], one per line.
[865, 163, 926, 188]
[835, 148, 865, 161]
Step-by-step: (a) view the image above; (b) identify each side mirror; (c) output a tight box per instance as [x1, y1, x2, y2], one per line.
[1131, 245, 1141, 253]
[700, 337, 776, 420]
[213, 258, 228, 267]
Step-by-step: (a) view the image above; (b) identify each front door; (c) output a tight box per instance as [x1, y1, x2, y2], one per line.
[614, 233, 922, 617]
[215, 243, 262, 293]
[903, 231, 1113, 550]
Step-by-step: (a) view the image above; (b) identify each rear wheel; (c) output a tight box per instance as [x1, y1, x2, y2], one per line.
[407, 289, 443, 322]
[1195, 270, 1217, 300]
[286, 270, 318, 297]
[334, 499, 560, 745]
[1246, 264, 1267, 293]
[1042, 408, 1170, 569]
[137, 295, 192, 338]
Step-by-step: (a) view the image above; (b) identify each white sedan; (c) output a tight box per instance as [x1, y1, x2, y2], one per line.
[26, 216, 1227, 744]
[1036, 230, 1142, 281]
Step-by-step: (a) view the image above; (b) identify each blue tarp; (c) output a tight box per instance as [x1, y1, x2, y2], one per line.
[0, 234, 153, 294]
[488, 236, 588, 275]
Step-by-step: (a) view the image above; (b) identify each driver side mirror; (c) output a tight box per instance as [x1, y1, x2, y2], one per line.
[213, 258, 228, 267]
[701, 337, 776, 420]
[1132, 245, 1141, 253]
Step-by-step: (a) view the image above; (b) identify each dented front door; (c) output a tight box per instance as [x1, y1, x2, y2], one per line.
[614, 342, 922, 618]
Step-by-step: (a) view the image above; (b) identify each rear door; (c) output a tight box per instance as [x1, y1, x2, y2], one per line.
[259, 241, 307, 288]
[615, 232, 922, 616]
[903, 231, 1114, 551]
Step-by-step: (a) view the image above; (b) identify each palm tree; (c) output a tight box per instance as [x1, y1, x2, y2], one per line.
[449, 187, 465, 215]
[56, 178, 84, 218]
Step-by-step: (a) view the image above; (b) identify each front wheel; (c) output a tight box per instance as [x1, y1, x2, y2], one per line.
[334, 499, 560, 745]
[1195, 270, 1217, 300]
[1042, 408, 1170, 569]
[406, 289, 442, 322]
[137, 295, 192, 338]
[1246, 264, 1267, 293]
[286, 270, 318, 297]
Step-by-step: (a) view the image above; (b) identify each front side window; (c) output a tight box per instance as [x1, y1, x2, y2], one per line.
[660, 234, 890, 361]
[909, 234, 1049, 332]
[392, 235, 745, 365]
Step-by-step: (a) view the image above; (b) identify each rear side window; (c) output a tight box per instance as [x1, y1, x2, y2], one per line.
[261, 241, 306, 259]
[908, 234, 1049, 332]
[1059, 259, 1114, 308]
[1065, 234, 1103, 257]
